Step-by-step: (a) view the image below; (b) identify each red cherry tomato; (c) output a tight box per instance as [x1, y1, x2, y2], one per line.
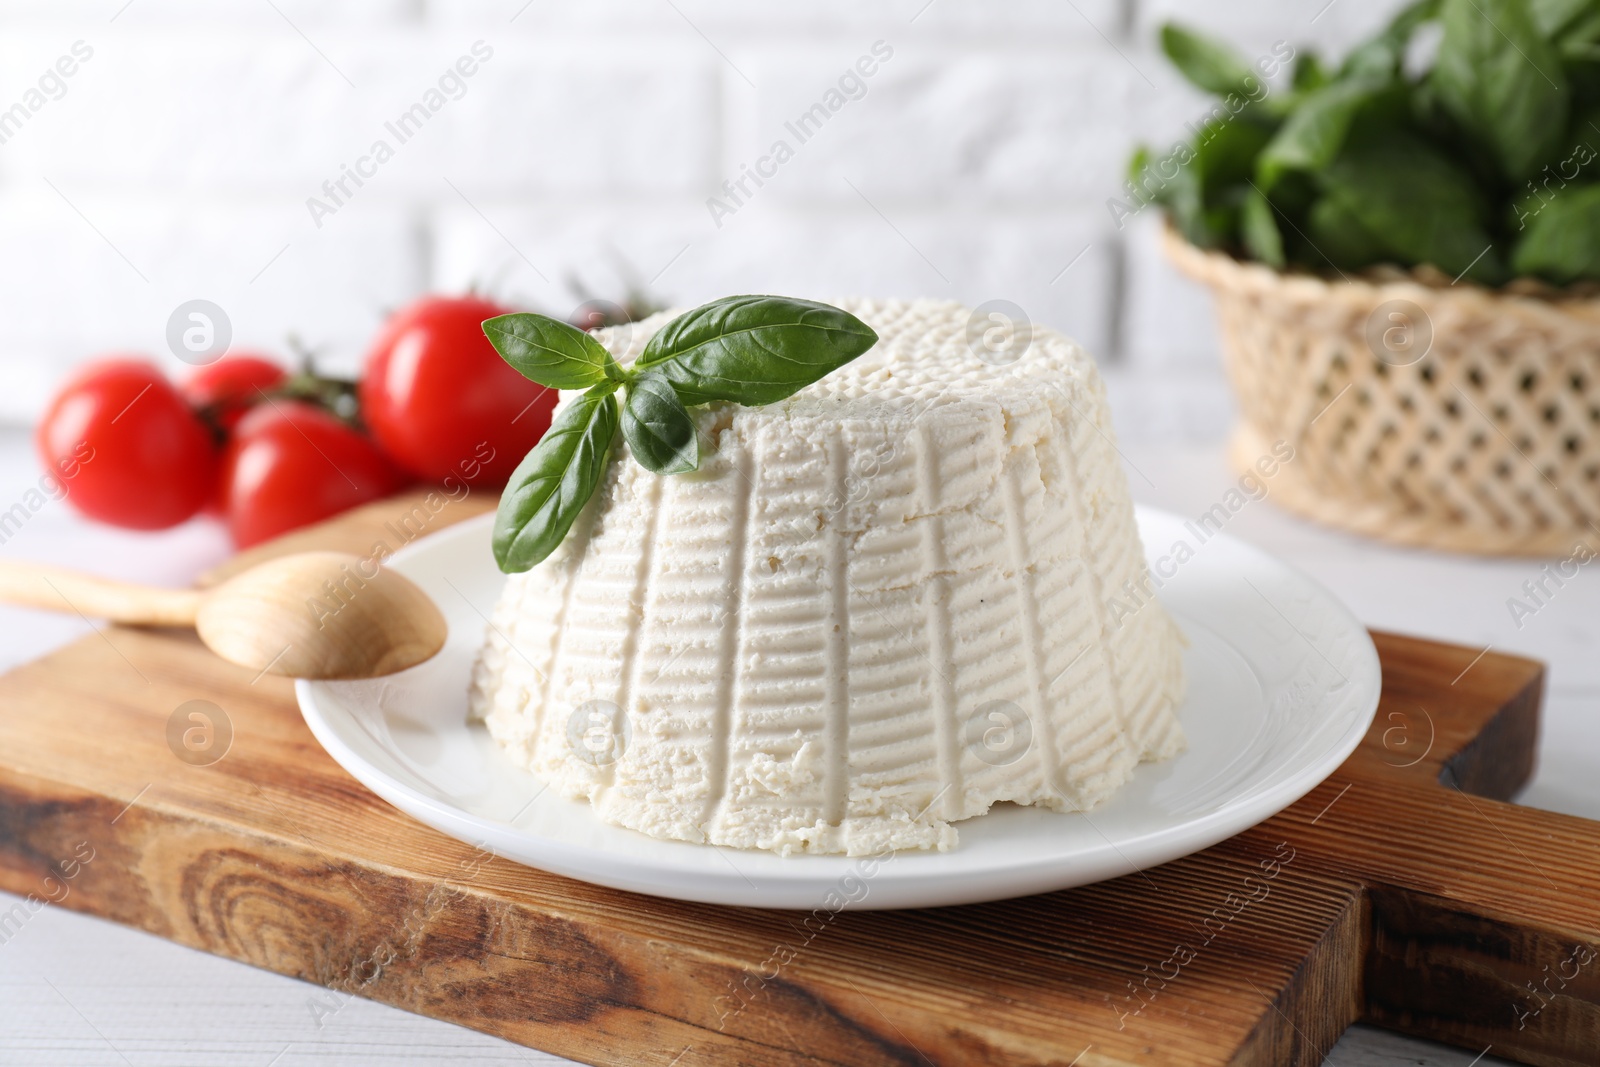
[181, 354, 288, 433]
[183, 356, 295, 518]
[359, 295, 554, 487]
[35, 358, 218, 530]
[220, 401, 410, 548]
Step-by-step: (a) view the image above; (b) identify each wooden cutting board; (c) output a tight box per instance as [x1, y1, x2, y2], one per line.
[0, 492, 1591, 1067]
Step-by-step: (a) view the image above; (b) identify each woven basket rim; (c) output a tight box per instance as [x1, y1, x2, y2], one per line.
[1160, 223, 1600, 329]
[1171, 218, 1600, 557]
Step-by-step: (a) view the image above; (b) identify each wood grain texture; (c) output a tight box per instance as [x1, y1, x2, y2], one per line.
[0, 490, 1586, 1067]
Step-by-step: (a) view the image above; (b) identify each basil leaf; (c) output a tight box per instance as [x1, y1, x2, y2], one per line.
[1195, 116, 1272, 193]
[635, 296, 878, 406]
[1320, 128, 1506, 283]
[1159, 23, 1260, 100]
[483, 313, 620, 390]
[1240, 188, 1285, 268]
[1257, 79, 1395, 189]
[1292, 53, 1329, 93]
[1558, 10, 1600, 59]
[1133, 145, 1213, 246]
[492, 385, 619, 573]
[1339, 0, 1438, 81]
[1531, 0, 1593, 36]
[1513, 182, 1600, 282]
[1167, 165, 1214, 246]
[1432, 0, 1569, 183]
[1304, 195, 1390, 272]
[622, 371, 698, 475]
[1141, 118, 1269, 248]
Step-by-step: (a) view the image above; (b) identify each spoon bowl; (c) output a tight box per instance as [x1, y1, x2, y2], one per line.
[197, 551, 448, 679]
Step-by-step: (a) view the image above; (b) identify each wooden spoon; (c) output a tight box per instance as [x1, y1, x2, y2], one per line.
[0, 551, 447, 680]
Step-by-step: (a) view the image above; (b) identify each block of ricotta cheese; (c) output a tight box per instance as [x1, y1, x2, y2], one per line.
[468, 298, 1185, 855]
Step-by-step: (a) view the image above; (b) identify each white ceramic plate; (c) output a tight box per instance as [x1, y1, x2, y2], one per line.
[297, 507, 1379, 911]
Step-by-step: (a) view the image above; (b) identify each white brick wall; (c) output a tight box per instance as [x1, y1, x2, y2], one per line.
[0, 0, 1409, 437]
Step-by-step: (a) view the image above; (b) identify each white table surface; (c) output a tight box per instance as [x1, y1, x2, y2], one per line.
[3, 420, 1587, 1067]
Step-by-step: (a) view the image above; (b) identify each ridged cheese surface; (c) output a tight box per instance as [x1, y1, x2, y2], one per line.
[468, 298, 1185, 855]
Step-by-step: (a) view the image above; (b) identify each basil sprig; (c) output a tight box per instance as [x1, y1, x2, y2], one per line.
[483, 295, 878, 574]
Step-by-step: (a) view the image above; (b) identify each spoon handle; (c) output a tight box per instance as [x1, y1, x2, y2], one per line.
[0, 559, 202, 627]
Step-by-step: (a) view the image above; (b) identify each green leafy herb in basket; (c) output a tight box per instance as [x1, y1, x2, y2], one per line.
[1128, 0, 1600, 287]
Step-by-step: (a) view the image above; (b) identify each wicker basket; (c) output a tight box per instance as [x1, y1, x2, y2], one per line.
[1163, 225, 1600, 557]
